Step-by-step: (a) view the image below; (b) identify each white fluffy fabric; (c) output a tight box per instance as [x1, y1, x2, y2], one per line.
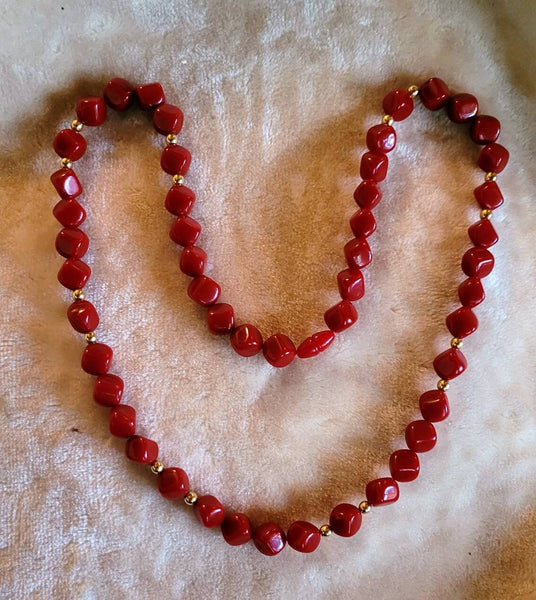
[1, 1, 535, 598]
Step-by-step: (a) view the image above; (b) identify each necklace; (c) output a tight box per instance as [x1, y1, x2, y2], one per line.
[51, 76, 508, 556]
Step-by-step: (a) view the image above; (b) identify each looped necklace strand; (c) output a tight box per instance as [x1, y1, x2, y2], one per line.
[51, 76, 508, 555]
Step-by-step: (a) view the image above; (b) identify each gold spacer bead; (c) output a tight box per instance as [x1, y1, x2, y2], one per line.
[408, 84, 419, 98]
[451, 337, 463, 349]
[172, 174, 185, 186]
[60, 157, 73, 169]
[166, 134, 178, 145]
[85, 331, 97, 344]
[485, 172, 497, 182]
[73, 289, 85, 301]
[359, 500, 372, 514]
[71, 119, 83, 132]
[319, 524, 332, 537]
[184, 491, 198, 506]
[382, 114, 394, 126]
[481, 209, 493, 220]
[150, 460, 164, 475]
[437, 379, 450, 391]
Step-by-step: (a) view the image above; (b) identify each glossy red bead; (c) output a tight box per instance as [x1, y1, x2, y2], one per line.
[344, 237, 372, 269]
[350, 209, 376, 238]
[161, 145, 191, 176]
[468, 219, 498, 248]
[389, 449, 420, 482]
[433, 348, 467, 380]
[187, 275, 220, 306]
[324, 300, 358, 333]
[296, 330, 335, 358]
[360, 152, 388, 182]
[194, 495, 225, 528]
[287, 521, 321, 553]
[165, 185, 196, 216]
[366, 124, 396, 153]
[125, 435, 158, 464]
[419, 77, 450, 110]
[53, 129, 87, 161]
[382, 88, 414, 121]
[136, 82, 165, 110]
[170, 216, 201, 247]
[103, 77, 135, 111]
[458, 277, 485, 307]
[93, 374, 124, 407]
[253, 522, 286, 556]
[446, 306, 479, 338]
[180, 245, 207, 277]
[55, 227, 89, 259]
[329, 503, 362, 537]
[206, 303, 235, 335]
[366, 477, 399, 505]
[221, 513, 253, 546]
[76, 96, 106, 126]
[461, 247, 494, 278]
[263, 333, 296, 368]
[53, 199, 86, 227]
[67, 300, 99, 333]
[474, 181, 504, 210]
[471, 115, 500, 145]
[447, 93, 478, 123]
[337, 267, 365, 301]
[353, 179, 382, 210]
[153, 103, 184, 135]
[109, 404, 136, 438]
[81, 343, 113, 375]
[158, 467, 189, 500]
[405, 420, 437, 453]
[478, 143, 509, 173]
[57, 258, 91, 290]
[51, 168, 82, 199]
[230, 324, 263, 357]
[419, 390, 450, 422]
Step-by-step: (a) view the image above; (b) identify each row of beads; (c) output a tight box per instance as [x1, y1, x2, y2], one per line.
[52, 76, 507, 555]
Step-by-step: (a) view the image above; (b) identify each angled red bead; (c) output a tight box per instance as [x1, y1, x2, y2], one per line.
[165, 185, 196, 216]
[53, 199, 86, 227]
[478, 143, 509, 173]
[458, 277, 485, 307]
[329, 503, 362, 537]
[158, 467, 189, 500]
[76, 96, 106, 126]
[433, 348, 467, 380]
[53, 129, 87, 161]
[447, 93, 478, 123]
[287, 521, 321, 553]
[109, 404, 136, 438]
[51, 168, 82, 199]
[153, 103, 184, 135]
[471, 115, 500, 145]
[344, 237, 372, 269]
[382, 88, 414, 121]
[366, 124, 396, 153]
[389, 449, 420, 482]
[221, 513, 253, 546]
[103, 77, 135, 111]
[57, 258, 91, 290]
[81, 343, 113, 375]
[180, 245, 207, 277]
[170, 216, 201, 247]
[366, 477, 399, 505]
[136, 82, 165, 110]
[324, 300, 357, 333]
[94, 374, 124, 407]
[125, 435, 158, 464]
[337, 267, 365, 301]
[230, 324, 263, 357]
[468, 219, 498, 248]
[263, 333, 296, 368]
[405, 420, 437, 453]
[353, 179, 382, 210]
[187, 275, 220, 306]
[350, 209, 377, 238]
[194, 495, 225, 528]
[253, 522, 286, 556]
[419, 77, 450, 110]
[446, 306, 478, 338]
[462, 247, 494, 278]
[419, 390, 450, 422]
[360, 152, 388, 182]
[161, 145, 191, 175]
[474, 181, 504, 210]
[55, 227, 89, 258]
[67, 300, 99, 333]
[206, 303, 234, 335]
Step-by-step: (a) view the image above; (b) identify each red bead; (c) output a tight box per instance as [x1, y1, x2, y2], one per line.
[458, 277, 485, 307]
[419, 77, 450, 110]
[405, 420, 437, 453]
[353, 179, 382, 210]
[360, 152, 388, 182]
[161, 145, 191, 176]
[109, 404, 136, 438]
[165, 185, 196, 216]
[53, 199, 86, 227]
[350, 209, 376, 238]
[158, 467, 189, 500]
[103, 77, 135, 111]
[337, 267, 365, 301]
[344, 237, 372, 269]
[51, 168, 82, 199]
[366, 124, 396, 153]
[170, 216, 201, 247]
[67, 300, 99, 333]
[324, 300, 358, 333]
[136, 82, 165, 110]
[55, 227, 89, 259]
[446, 306, 479, 338]
[180, 245, 207, 277]
[366, 477, 399, 505]
[221, 513, 253, 546]
[187, 275, 221, 306]
[389, 449, 420, 482]
[57, 258, 91, 290]
[125, 435, 158, 464]
[419, 390, 450, 422]
[53, 129, 87, 161]
[462, 247, 494, 278]
[94, 374, 124, 407]
[153, 103, 184, 135]
[194, 494, 225, 528]
[81, 343, 113, 375]
[447, 93, 478, 123]
[253, 522, 286, 556]
[329, 503, 362, 537]
[296, 330, 335, 358]
[474, 181, 504, 210]
[287, 521, 321, 553]
[478, 143, 509, 173]
[76, 96, 106, 126]
[471, 115, 500, 145]
[206, 303, 234, 335]
[468, 219, 498, 248]
[382, 88, 414, 121]
[433, 348, 467, 380]
[230, 324, 263, 357]
[263, 333, 296, 368]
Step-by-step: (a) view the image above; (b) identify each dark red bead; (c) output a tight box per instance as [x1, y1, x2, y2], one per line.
[57, 258, 91, 290]
[474, 181, 504, 210]
[253, 522, 286, 556]
[337, 267, 365, 301]
[67, 300, 99, 333]
[446, 306, 479, 338]
[53, 199, 86, 227]
[468, 219, 498, 248]
[329, 503, 362, 537]
[170, 216, 201, 247]
[344, 237, 372, 269]
[76, 96, 106, 126]
[478, 143, 509, 173]
[471, 115, 500, 145]
[125, 435, 158, 464]
[94, 374, 124, 407]
[53, 129, 87, 161]
[353, 179, 382, 210]
[81, 343, 113, 375]
[161, 145, 191, 176]
[109, 404, 136, 437]
[180, 245, 207, 277]
[419, 77, 450, 110]
[419, 390, 450, 422]
[263, 333, 296, 368]
[187, 275, 220, 306]
[221, 513, 253, 546]
[153, 103, 184, 135]
[230, 324, 263, 357]
[458, 277, 485, 307]
[389, 449, 420, 482]
[165, 185, 196, 216]
[55, 227, 89, 259]
[136, 82, 165, 110]
[405, 420, 437, 453]
[103, 77, 135, 111]
[324, 300, 358, 333]
[194, 494, 225, 528]
[206, 303, 234, 335]
[158, 467, 189, 500]
[366, 477, 399, 505]
[51, 168, 82, 199]
[462, 247, 494, 278]
[360, 152, 388, 182]
[447, 93, 478, 123]
[350, 209, 376, 238]
[382, 88, 414, 121]
[366, 124, 396, 153]
[287, 521, 321, 553]
[433, 348, 467, 380]
[296, 330, 335, 359]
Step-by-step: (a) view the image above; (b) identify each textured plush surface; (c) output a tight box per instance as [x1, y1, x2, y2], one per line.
[1, 1, 536, 598]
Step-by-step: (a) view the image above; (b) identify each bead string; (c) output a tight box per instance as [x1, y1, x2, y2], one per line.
[51, 77, 508, 555]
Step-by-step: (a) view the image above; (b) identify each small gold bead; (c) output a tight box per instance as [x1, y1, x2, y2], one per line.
[451, 337, 463, 349]
[359, 500, 372, 514]
[408, 84, 419, 98]
[166, 134, 178, 145]
[60, 158, 73, 169]
[184, 491, 198, 505]
[150, 461, 164, 475]
[481, 209, 493, 220]
[437, 379, 450, 391]
[485, 172, 497, 182]
[382, 114, 394, 126]
[172, 174, 185, 186]
[71, 119, 83, 132]
[319, 524, 332, 537]
[73, 289, 85, 301]
[85, 331, 97, 344]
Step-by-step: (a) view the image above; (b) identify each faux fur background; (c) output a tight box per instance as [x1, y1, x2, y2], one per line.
[1, 1, 535, 599]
